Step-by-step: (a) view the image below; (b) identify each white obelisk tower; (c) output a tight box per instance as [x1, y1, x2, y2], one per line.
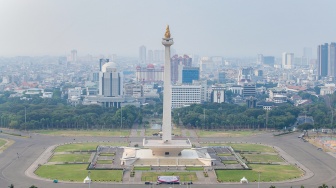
[161, 25, 173, 142]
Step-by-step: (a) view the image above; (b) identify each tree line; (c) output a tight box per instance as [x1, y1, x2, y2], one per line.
[1, 91, 336, 130]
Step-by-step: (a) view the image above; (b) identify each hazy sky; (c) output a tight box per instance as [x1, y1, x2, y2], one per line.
[0, 0, 335, 57]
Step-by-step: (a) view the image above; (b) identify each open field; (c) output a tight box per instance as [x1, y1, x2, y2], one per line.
[222, 160, 239, 164]
[216, 164, 303, 182]
[142, 172, 197, 182]
[185, 166, 204, 171]
[0, 138, 6, 147]
[49, 154, 91, 163]
[202, 143, 276, 153]
[34, 129, 130, 137]
[196, 130, 264, 137]
[0, 138, 13, 152]
[145, 129, 161, 136]
[54, 142, 127, 152]
[96, 160, 112, 164]
[35, 164, 123, 182]
[242, 154, 283, 163]
[134, 166, 151, 171]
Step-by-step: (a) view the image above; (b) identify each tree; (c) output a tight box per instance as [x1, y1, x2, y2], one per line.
[318, 184, 328, 188]
[29, 186, 38, 188]
[8, 184, 14, 188]
[269, 186, 276, 188]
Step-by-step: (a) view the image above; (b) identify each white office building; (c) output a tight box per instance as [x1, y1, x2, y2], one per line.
[282, 52, 294, 69]
[99, 62, 123, 97]
[171, 85, 202, 108]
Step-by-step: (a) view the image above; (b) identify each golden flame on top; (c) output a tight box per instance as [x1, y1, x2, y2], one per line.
[164, 25, 171, 38]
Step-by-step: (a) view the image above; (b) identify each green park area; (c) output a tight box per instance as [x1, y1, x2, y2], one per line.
[34, 129, 130, 137]
[49, 153, 91, 163]
[142, 172, 197, 182]
[0, 138, 6, 148]
[242, 154, 283, 163]
[54, 142, 127, 152]
[203, 143, 276, 153]
[35, 164, 122, 182]
[216, 164, 303, 182]
[96, 160, 113, 164]
[0, 138, 13, 153]
[197, 130, 264, 137]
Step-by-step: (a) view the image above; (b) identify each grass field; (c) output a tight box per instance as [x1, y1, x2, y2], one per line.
[142, 172, 197, 182]
[0, 138, 6, 148]
[96, 160, 112, 164]
[134, 166, 151, 171]
[242, 154, 283, 163]
[197, 130, 264, 137]
[186, 167, 204, 171]
[34, 129, 130, 137]
[216, 164, 302, 182]
[201, 143, 276, 153]
[54, 142, 127, 152]
[99, 153, 115, 156]
[222, 160, 239, 164]
[145, 129, 161, 136]
[50, 154, 91, 163]
[35, 164, 123, 182]
[217, 153, 232, 156]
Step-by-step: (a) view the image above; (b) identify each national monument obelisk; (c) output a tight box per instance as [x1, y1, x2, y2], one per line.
[142, 25, 191, 156]
[161, 25, 173, 143]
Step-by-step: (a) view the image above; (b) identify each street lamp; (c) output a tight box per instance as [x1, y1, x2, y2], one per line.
[258, 171, 261, 188]
[88, 171, 91, 188]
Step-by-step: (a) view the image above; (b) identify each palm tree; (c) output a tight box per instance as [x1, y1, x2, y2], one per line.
[318, 184, 328, 188]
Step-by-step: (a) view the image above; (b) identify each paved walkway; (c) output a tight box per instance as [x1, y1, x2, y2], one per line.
[25, 144, 57, 182]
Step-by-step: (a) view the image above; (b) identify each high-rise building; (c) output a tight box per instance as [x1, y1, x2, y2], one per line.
[147, 50, 153, 64]
[318, 43, 328, 78]
[139, 45, 146, 64]
[282, 52, 294, 69]
[218, 71, 225, 83]
[135, 64, 164, 83]
[181, 67, 199, 84]
[99, 62, 123, 97]
[257, 54, 264, 64]
[243, 83, 256, 98]
[171, 54, 193, 83]
[71, 50, 77, 62]
[263, 56, 275, 67]
[99, 58, 109, 71]
[328, 43, 336, 78]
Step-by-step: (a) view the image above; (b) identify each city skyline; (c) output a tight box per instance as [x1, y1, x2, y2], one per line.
[0, 0, 336, 57]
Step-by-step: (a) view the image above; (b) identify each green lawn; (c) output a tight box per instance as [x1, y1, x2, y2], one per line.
[35, 164, 122, 182]
[217, 153, 232, 156]
[0, 138, 6, 148]
[228, 143, 276, 153]
[186, 167, 204, 171]
[54, 142, 127, 152]
[145, 129, 161, 136]
[216, 164, 302, 182]
[197, 130, 263, 137]
[142, 172, 197, 182]
[34, 129, 130, 137]
[134, 166, 151, 171]
[49, 154, 91, 163]
[222, 160, 239, 164]
[243, 154, 284, 163]
[99, 153, 115, 156]
[96, 160, 112, 164]
[202, 143, 276, 153]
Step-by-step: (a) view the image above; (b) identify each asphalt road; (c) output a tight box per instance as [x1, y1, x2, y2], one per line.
[0, 131, 336, 188]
